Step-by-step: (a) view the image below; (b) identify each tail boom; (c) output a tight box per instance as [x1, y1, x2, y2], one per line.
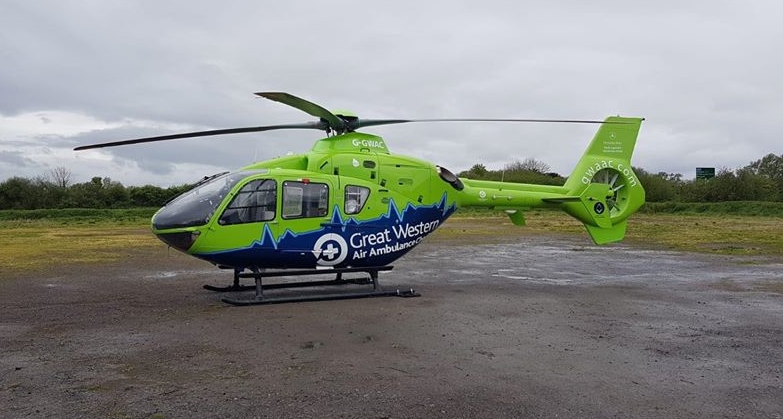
[453, 116, 645, 244]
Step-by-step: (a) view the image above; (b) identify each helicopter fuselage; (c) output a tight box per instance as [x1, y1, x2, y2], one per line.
[152, 132, 461, 270]
[150, 115, 646, 271]
[72, 91, 645, 304]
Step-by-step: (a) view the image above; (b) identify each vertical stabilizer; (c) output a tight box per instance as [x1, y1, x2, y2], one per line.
[559, 116, 646, 243]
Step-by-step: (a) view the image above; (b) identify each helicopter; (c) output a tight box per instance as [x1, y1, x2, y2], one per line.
[75, 92, 645, 305]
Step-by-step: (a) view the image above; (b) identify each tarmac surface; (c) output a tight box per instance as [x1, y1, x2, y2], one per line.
[1, 228, 782, 418]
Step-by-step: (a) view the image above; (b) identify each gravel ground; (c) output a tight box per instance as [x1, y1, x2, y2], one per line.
[1, 229, 782, 418]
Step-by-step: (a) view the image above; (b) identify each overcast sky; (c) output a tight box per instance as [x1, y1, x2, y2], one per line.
[1, 1, 780, 186]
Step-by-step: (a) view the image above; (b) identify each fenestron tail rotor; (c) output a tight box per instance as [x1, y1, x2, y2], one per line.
[590, 168, 629, 217]
[73, 91, 628, 151]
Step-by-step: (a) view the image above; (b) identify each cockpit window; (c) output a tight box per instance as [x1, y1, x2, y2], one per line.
[282, 181, 329, 219]
[344, 185, 370, 215]
[219, 179, 276, 225]
[152, 170, 265, 230]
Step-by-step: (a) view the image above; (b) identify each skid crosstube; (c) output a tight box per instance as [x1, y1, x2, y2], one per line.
[203, 267, 378, 293]
[210, 266, 420, 306]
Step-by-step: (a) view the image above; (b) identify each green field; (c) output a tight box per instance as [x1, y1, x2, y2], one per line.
[1, 205, 781, 276]
[0, 207, 159, 222]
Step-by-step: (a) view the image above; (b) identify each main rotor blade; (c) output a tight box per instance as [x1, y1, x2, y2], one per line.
[255, 92, 346, 132]
[352, 118, 624, 130]
[73, 122, 325, 151]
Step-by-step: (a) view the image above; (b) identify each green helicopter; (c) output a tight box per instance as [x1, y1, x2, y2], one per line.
[75, 92, 645, 305]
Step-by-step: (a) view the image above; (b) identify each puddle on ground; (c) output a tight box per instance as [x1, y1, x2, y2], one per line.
[390, 238, 783, 288]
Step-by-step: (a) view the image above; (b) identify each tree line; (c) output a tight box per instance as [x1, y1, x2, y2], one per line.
[0, 168, 193, 210]
[1, 153, 782, 210]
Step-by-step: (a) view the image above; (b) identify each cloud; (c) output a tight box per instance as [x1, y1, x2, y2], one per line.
[0, 150, 33, 168]
[1, 0, 782, 185]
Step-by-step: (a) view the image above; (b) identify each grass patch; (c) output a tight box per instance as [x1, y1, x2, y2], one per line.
[456, 201, 783, 218]
[0, 209, 161, 276]
[0, 208, 158, 224]
[448, 209, 783, 255]
[1, 208, 781, 278]
[640, 201, 783, 217]
[0, 220, 160, 274]
[623, 213, 783, 255]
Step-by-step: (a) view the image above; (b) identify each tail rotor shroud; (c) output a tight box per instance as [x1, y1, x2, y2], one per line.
[590, 168, 629, 218]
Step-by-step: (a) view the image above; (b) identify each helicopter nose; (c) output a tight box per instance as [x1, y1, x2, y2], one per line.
[155, 230, 201, 252]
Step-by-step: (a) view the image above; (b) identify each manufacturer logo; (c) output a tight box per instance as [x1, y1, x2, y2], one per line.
[312, 234, 348, 266]
[594, 202, 605, 215]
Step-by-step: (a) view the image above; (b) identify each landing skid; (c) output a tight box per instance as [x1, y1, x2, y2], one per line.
[203, 269, 374, 293]
[205, 266, 420, 306]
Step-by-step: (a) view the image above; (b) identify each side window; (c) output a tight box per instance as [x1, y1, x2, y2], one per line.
[282, 181, 329, 219]
[219, 179, 276, 225]
[344, 185, 370, 215]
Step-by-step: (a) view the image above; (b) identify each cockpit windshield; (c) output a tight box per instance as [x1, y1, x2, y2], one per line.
[153, 170, 267, 230]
